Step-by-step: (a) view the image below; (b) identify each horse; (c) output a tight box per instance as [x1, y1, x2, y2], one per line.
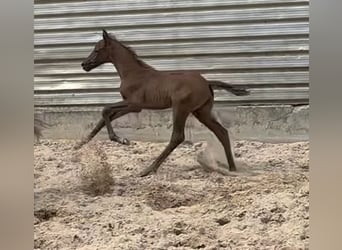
[34, 114, 50, 143]
[75, 29, 250, 177]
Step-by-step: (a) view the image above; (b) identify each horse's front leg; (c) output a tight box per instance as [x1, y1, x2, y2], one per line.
[74, 101, 140, 149]
[102, 104, 141, 145]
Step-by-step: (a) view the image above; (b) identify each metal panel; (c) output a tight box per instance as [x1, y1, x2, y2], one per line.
[35, 55, 308, 75]
[34, 0, 309, 107]
[34, 0, 309, 16]
[34, 87, 309, 106]
[34, 22, 309, 45]
[34, 72, 309, 91]
[35, 6, 309, 31]
[35, 38, 309, 60]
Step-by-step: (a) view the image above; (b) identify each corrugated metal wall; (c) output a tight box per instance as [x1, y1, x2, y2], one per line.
[34, 0, 309, 107]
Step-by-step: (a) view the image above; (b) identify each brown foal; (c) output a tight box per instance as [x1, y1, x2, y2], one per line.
[76, 30, 250, 177]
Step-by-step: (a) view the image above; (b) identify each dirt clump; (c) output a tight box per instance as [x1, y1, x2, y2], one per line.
[78, 144, 115, 196]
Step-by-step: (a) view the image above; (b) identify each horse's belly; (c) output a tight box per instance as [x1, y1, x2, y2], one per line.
[142, 96, 171, 109]
[123, 90, 171, 109]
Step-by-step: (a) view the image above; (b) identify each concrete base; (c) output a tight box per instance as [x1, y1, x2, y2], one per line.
[35, 104, 309, 143]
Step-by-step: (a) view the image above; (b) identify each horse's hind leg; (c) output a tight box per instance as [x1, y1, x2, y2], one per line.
[193, 100, 236, 171]
[139, 107, 189, 177]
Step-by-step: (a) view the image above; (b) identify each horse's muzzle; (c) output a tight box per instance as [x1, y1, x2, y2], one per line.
[81, 62, 92, 72]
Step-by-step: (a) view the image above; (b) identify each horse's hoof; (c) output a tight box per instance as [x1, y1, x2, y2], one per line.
[109, 136, 130, 145]
[138, 171, 149, 177]
[121, 138, 130, 145]
[116, 137, 130, 145]
[73, 143, 82, 150]
[138, 169, 156, 177]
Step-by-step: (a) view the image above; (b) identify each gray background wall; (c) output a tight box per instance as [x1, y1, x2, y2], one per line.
[34, 0, 309, 142]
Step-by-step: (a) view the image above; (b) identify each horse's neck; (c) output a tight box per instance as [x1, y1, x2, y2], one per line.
[110, 45, 147, 79]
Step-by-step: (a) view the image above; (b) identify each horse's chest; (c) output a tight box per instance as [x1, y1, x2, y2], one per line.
[120, 85, 138, 100]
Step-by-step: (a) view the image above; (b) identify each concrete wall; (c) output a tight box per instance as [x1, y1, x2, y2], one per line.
[36, 105, 309, 143]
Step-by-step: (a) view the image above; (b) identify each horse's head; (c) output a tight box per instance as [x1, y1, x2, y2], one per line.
[81, 30, 113, 72]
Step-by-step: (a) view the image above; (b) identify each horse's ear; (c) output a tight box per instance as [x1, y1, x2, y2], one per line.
[102, 29, 110, 44]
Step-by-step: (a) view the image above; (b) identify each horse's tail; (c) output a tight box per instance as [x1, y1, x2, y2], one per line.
[208, 80, 250, 96]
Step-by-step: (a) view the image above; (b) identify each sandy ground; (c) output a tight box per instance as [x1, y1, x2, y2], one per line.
[34, 139, 309, 250]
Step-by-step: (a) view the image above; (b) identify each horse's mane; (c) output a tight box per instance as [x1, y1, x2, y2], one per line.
[109, 34, 155, 70]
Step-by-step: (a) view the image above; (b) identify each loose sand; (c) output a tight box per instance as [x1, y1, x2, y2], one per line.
[34, 139, 309, 250]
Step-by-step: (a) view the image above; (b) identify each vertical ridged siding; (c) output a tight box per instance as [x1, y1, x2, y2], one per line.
[34, 0, 309, 106]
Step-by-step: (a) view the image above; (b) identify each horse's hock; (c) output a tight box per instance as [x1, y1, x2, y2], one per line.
[36, 104, 308, 143]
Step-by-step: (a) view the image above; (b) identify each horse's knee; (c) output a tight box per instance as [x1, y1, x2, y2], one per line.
[102, 106, 112, 118]
[213, 119, 228, 136]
